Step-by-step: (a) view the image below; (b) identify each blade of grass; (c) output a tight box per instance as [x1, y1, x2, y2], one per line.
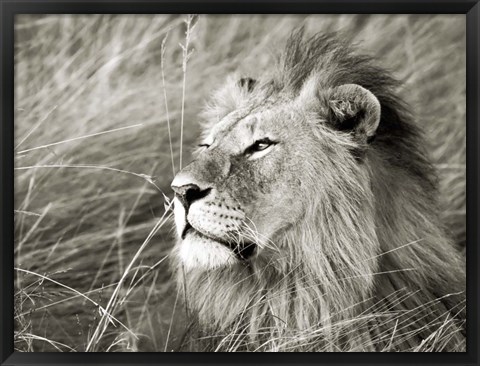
[160, 33, 176, 177]
[16, 123, 143, 155]
[85, 202, 173, 351]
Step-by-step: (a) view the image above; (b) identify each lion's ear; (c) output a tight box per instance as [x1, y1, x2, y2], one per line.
[237, 77, 257, 93]
[322, 84, 381, 145]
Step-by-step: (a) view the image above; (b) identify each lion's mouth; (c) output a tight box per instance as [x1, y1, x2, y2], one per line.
[182, 223, 256, 260]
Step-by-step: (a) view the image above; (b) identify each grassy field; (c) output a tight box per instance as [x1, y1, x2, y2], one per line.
[13, 14, 466, 352]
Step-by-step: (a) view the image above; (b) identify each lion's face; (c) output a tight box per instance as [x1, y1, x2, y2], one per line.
[172, 102, 309, 269]
[171, 79, 381, 270]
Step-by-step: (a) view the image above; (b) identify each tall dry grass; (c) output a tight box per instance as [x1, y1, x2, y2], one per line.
[13, 14, 465, 352]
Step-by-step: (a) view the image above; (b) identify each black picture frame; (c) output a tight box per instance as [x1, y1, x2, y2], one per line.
[1, 1, 479, 365]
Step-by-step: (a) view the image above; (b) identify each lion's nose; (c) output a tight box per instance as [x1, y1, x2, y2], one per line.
[171, 180, 212, 209]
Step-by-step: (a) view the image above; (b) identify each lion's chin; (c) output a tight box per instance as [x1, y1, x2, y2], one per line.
[178, 231, 238, 270]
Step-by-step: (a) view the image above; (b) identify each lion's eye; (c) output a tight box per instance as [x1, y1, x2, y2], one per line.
[244, 138, 277, 158]
[198, 143, 211, 149]
[253, 141, 270, 151]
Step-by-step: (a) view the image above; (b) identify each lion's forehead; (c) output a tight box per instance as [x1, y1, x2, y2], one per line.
[207, 102, 294, 146]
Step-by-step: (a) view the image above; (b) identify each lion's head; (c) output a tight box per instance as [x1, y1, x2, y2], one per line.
[170, 30, 465, 352]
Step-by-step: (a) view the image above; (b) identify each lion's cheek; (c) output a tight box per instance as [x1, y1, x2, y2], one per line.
[248, 191, 304, 240]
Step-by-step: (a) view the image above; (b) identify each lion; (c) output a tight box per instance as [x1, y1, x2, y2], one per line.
[170, 29, 466, 352]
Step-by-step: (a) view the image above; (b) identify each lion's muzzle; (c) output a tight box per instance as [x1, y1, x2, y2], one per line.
[171, 167, 256, 269]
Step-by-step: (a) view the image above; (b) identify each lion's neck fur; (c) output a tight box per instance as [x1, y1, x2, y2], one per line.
[177, 148, 465, 352]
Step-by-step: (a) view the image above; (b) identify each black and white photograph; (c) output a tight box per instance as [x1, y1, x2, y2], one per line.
[13, 13, 467, 353]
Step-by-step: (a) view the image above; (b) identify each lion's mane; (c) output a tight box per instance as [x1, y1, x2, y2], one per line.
[175, 30, 466, 352]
